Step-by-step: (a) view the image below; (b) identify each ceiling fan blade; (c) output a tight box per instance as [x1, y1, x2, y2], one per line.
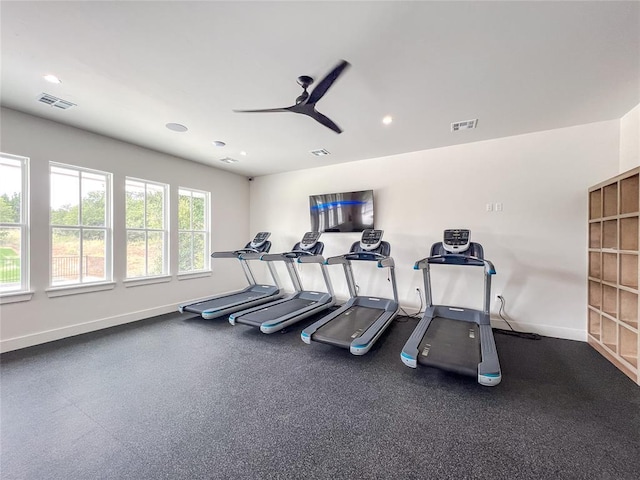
[307, 109, 343, 134]
[233, 107, 293, 113]
[307, 60, 350, 105]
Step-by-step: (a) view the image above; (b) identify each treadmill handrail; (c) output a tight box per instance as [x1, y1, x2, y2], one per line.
[414, 254, 496, 274]
[210, 248, 260, 259]
[326, 252, 392, 268]
[297, 254, 326, 264]
[260, 250, 314, 262]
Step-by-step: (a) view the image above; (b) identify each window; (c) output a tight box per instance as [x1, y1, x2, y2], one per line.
[125, 178, 169, 279]
[50, 164, 111, 286]
[0, 153, 29, 294]
[178, 188, 210, 273]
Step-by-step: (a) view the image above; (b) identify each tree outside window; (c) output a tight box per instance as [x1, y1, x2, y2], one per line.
[178, 188, 210, 273]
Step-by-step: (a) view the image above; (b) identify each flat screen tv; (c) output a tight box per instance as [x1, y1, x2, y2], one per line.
[309, 190, 374, 233]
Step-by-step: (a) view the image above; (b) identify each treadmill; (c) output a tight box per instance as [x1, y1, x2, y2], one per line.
[301, 229, 399, 355]
[400, 229, 502, 386]
[178, 232, 283, 320]
[229, 232, 335, 334]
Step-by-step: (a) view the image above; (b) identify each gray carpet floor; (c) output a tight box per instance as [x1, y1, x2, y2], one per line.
[1, 311, 639, 479]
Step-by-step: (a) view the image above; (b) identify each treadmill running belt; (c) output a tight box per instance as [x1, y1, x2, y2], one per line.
[238, 298, 316, 324]
[184, 291, 265, 314]
[417, 317, 480, 377]
[313, 306, 383, 348]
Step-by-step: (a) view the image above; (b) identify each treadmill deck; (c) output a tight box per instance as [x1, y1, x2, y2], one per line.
[417, 317, 480, 377]
[313, 306, 383, 348]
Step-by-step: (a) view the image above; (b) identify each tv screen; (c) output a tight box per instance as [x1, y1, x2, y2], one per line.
[309, 190, 374, 233]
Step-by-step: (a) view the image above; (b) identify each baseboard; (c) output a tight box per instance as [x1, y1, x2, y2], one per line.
[490, 316, 587, 342]
[0, 303, 179, 353]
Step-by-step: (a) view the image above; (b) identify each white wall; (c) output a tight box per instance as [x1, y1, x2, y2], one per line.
[620, 103, 640, 172]
[249, 120, 621, 341]
[0, 108, 250, 352]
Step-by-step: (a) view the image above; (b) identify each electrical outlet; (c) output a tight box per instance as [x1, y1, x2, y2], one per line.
[495, 294, 503, 302]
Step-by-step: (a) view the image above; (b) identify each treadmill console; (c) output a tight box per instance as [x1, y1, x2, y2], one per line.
[442, 229, 471, 253]
[250, 232, 271, 249]
[360, 229, 384, 251]
[299, 231, 321, 251]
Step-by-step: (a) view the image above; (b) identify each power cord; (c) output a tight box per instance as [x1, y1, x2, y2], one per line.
[397, 288, 424, 322]
[494, 295, 541, 340]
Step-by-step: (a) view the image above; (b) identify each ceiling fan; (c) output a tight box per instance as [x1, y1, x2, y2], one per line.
[233, 60, 351, 134]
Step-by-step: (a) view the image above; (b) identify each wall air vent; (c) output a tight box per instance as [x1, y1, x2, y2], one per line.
[310, 148, 330, 156]
[451, 119, 478, 132]
[219, 157, 238, 164]
[37, 93, 76, 110]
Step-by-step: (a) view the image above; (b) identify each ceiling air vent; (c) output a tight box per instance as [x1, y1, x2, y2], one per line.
[219, 157, 238, 164]
[37, 93, 76, 110]
[310, 148, 330, 156]
[451, 119, 477, 132]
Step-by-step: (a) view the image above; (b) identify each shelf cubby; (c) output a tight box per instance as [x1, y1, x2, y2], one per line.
[620, 173, 639, 215]
[602, 284, 617, 317]
[588, 309, 601, 340]
[588, 280, 602, 309]
[619, 326, 638, 368]
[620, 217, 639, 251]
[620, 254, 639, 289]
[602, 253, 617, 283]
[619, 289, 638, 329]
[589, 222, 602, 249]
[589, 189, 602, 220]
[603, 183, 618, 217]
[602, 220, 618, 249]
[602, 316, 617, 352]
[589, 252, 601, 279]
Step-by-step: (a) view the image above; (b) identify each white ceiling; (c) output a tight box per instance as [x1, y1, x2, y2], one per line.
[1, 1, 639, 178]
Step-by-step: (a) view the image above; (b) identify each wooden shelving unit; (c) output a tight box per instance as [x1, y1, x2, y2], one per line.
[588, 167, 639, 385]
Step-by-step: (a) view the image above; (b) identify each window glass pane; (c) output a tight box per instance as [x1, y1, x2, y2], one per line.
[51, 168, 79, 226]
[81, 173, 106, 227]
[83, 229, 106, 282]
[178, 232, 192, 272]
[146, 185, 164, 230]
[192, 193, 205, 231]
[125, 181, 145, 229]
[126, 231, 146, 278]
[52, 228, 80, 285]
[193, 232, 206, 271]
[147, 231, 164, 276]
[0, 227, 21, 289]
[0, 159, 22, 224]
[178, 193, 191, 231]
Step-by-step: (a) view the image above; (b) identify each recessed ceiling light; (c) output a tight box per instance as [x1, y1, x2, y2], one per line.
[310, 148, 330, 157]
[220, 157, 238, 164]
[43, 74, 61, 84]
[213, 140, 226, 147]
[382, 115, 393, 125]
[240, 151, 247, 156]
[166, 123, 188, 132]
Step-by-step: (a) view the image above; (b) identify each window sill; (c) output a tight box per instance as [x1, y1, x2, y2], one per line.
[46, 282, 116, 298]
[0, 290, 35, 304]
[177, 270, 212, 281]
[123, 275, 172, 288]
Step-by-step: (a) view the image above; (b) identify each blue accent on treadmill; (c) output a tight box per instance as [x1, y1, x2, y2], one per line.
[310, 200, 366, 211]
[413, 265, 419, 270]
[301, 332, 310, 339]
[401, 352, 415, 360]
[483, 372, 500, 377]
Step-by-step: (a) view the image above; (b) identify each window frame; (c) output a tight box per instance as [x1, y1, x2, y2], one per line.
[48, 162, 113, 288]
[124, 177, 170, 280]
[177, 187, 211, 274]
[0, 153, 30, 298]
